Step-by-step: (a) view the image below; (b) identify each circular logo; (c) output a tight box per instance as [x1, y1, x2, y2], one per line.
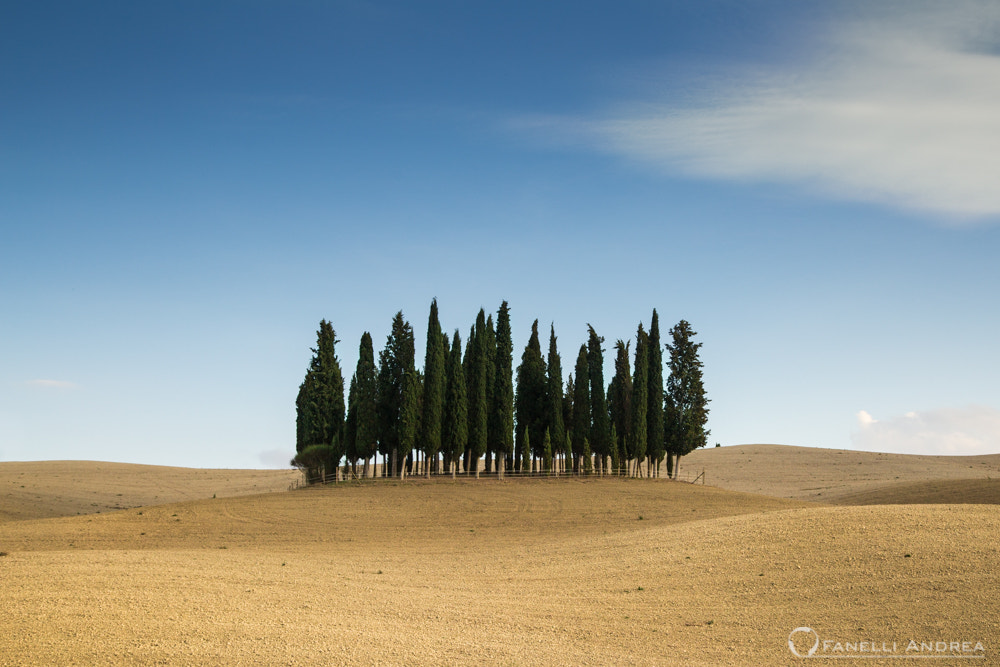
[788, 627, 820, 658]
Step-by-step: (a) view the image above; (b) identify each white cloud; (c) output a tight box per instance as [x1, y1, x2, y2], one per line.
[27, 379, 78, 389]
[856, 410, 877, 427]
[851, 405, 1000, 455]
[574, 1, 1000, 221]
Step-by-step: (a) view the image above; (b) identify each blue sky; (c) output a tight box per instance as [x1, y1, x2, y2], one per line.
[3, 0, 999, 468]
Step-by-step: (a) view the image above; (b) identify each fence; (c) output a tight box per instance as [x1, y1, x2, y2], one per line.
[296, 465, 707, 486]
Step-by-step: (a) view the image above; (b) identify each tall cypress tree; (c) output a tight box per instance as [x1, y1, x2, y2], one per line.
[320, 321, 346, 450]
[607, 339, 632, 476]
[630, 324, 649, 477]
[467, 309, 489, 477]
[295, 378, 309, 454]
[400, 368, 422, 476]
[483, 315, 497, 473]
[520, 428, 531, 473]
[647, 309, 665, 476]
[293, 320, 346, 481]
[490, 301, 514, 477]
[586, 325, 610, 475]
[572, 346, 590, 474]
[515, 319, 548, 469]
[563, 377, 574, 472]
[420, 299, 446, 477]
[355, 332, 378, 477]
[377, 312, 415, 477]
[665, 320, 710, 478]
[442, 330, 468, 478]
[546, 324, 566, 472]
[344, 373, 358, 474]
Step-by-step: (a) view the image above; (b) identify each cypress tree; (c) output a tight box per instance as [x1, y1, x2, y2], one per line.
[647, 310, 665, 476]
[317, 320, 346, 452]
[442, 330, 468, 479]
[377, 312, 415, 477]
[294, 378, 309, 454]
[546, 324, 566, 470]
[420, 299, 446, 477]
[563, 378, 574, 472]
[630, 324, 649, 477]
[607, 339, 632, 475]
[344, 373, 358, 475]
[491, 301, 514, 478]
[515, 320, 548, 470]
[586, 325, 610, 475]
[483, 315, 497, 473]
[399, 369, 422, 477]
[293, 320, 346, 480]
[665, 320, 710, 478]
[355, 332, 378, 477]
[572, 346, 590, 474]
[468, 309, 489, 477]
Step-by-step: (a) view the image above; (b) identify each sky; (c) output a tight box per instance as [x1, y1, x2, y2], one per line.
[2, 0, 999, 468]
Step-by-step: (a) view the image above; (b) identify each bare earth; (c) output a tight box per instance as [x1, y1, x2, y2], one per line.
[1, 447, 997, 665]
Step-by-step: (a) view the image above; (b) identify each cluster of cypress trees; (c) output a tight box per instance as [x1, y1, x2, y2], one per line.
[293, 301, 708, 481]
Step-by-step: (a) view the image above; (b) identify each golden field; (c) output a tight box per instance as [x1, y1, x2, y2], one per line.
[1, 445, 998, 665]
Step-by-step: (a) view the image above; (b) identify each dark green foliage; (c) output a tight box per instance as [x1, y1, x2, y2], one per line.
[607, 339, 632, 474]
[442, 331, 468, 477]
[490, 302, 515, 465]
[629, 324, 649, 476]
[546, 325, 566, 470]
[295, 376, 310, 453]
[609, 423, 621, 475]
[420, 299, 446, 475]
[354, 332, 378, 473]
[297, 303, 705, 482]
[290, 444, 339, 483]
[515, 319, 548, 467]
[646, 310, 665, 474]
[377, 312, 416, 477]
[571, 347, 590, 473]
[563, 377, 574, 462]
[400, 368, 422, 473]
[664, 320, 710, 477]
[344, 374, 358, 468]
[586, 326, 610, 474]
[466, 310, 489, 475]
[483, 315, 497, 472]
[295, 320, 346, 478]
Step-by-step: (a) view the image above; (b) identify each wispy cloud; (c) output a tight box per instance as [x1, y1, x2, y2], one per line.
[852, 405, 1000, 455]
[557, 2, 1000, 221]
[27, 379, 78, 389]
